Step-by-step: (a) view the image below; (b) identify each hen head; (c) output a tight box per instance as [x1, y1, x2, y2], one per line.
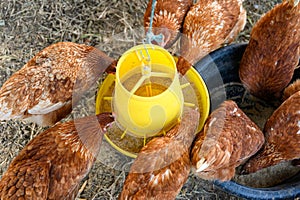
[145, 10, 181, 48]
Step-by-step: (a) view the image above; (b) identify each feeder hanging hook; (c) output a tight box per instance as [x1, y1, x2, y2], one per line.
[146, 0, 164, 45]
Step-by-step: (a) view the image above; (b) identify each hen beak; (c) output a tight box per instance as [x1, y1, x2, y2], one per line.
[159, 33, 171, 48]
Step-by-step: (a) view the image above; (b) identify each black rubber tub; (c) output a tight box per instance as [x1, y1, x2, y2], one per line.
[193, 43, 300, 200]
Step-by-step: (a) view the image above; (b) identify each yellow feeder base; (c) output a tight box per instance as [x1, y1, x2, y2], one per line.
[96, 67, 210, 158]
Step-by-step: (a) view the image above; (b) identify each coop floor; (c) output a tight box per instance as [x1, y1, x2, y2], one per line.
[0, 0, 283, 199]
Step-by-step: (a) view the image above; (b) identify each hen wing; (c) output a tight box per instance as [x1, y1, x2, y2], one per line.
[191, 100, 264, 181]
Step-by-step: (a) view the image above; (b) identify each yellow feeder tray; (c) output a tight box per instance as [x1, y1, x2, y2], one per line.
[96, 44, 210, 158]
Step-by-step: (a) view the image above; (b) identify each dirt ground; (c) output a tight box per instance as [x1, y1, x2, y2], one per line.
[0, 0, 283, 199]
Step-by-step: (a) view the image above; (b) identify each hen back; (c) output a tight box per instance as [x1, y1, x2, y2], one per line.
[0, 113, 114, 199]
[239, 0, 300, 100]
[119, 108, 199, 200]
[177, 0, 246, 75]
[242, 91, 300, 174]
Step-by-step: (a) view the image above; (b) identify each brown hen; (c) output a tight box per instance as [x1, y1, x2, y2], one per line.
[0, 42, 116, 126]
[191, 100, 264, 181]
[177, 0, 246, 75]
[144, 0, 193, 48]
[119, 107, 199, 200]
[0, 113, 114, 200]
[239, 0, 300, 100]
[242, 91, 300, 174]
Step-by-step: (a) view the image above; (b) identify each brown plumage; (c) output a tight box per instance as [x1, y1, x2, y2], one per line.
[239, 0, 300, 100]
[0, 113, 114, 199]
[191, 100, 264, 181]
[144, 0, 193, 48]
[177, 0, 246, 75]
[242, 91, 300, 174]
[283, 79, 300, 100]
[119, 107, 199, 200]
[0, 42, 116, 126]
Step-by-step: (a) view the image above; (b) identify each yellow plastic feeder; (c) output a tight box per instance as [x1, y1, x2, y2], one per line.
[113, 44, 183, 137]
[96, 44, 210, 158]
